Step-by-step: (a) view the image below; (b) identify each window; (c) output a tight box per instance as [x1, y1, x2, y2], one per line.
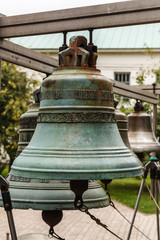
[114, 72, 130, 85]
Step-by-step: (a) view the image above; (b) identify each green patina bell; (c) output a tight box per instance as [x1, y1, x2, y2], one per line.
[4, 90, 109, 210]
[8, 36, 143, 185]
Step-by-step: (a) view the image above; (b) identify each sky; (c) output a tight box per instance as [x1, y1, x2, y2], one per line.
[1, 0, 129, 16]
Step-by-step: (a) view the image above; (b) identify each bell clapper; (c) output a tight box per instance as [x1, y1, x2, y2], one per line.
[100, 179, 113, 204]
[42, 210, 64, 240]
[70, 180, 88, 209]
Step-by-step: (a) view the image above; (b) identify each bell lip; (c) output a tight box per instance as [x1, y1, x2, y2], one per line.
[1, 179, 109, 210]
[10, 165, 144, 180]
[18, 233, 48, 240]
[11, 145, 143, 180]
[131, 147, 160, 153]
[4, 196, 109, 210]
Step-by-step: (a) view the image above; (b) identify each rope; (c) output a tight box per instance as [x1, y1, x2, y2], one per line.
[79, 204, 123, 240]
[109, 201, 151, 240]
[106, 191, 151, 240]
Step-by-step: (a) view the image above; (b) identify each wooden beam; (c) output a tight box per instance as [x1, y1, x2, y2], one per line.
[132, 84, 160, 95]
[113, 81, 158, 104]
[0, 40, 58, 74]
[0, 40, 58, 67]
[0, 0, 160, 37]
[0, 48, 54, 74]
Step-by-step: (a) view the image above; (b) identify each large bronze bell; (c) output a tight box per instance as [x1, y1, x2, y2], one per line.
[7, 36, 142, 198]
[5, 91, 108, 210]
[128, 100, 160, 153]
[115, 101, 131, 149]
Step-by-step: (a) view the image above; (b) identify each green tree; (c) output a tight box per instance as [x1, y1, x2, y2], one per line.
[0, 61, 39, 168]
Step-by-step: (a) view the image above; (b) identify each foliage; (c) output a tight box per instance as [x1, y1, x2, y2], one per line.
[102, 177, 156, 214]
[0, 61, 39, 168]
[0, 164, 9, 177]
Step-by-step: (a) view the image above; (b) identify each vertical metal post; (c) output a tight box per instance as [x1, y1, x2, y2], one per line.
[127, 178, 145, 240]
[89, 29, 93, 45]
[6, 233, 9, 240]
[62, 32, 67, 48]
[6, 211, 17, 240]
[152, 83, 157, 158]
[0, 14, 5, 92]
[0, 58, 2, 91]
[155, 179, 160, 240]
[0, 176, 18, 240]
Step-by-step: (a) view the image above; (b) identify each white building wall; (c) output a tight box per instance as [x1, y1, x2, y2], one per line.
[27, 50, 160, 86]
[97, 50, 160, 85]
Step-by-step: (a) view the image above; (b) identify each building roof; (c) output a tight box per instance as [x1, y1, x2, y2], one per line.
[10, 23, 160, 50]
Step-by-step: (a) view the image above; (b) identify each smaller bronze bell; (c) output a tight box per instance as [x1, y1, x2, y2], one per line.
[16, 100, 40, 157]
[128, 101, 160, 153]
[16, 88, 40, 157]
[114, 101, 131, 149]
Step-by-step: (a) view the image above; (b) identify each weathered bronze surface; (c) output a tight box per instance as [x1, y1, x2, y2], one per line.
[16, 102, 39, 157]
[9, 36, 143, 183]
[5, 92, 109, 210]
[115, 106, 131, 149]
[16, 88, 40, 157]
[128, 101, 160, 153]
[7, 176, 108, 210]
[18, 234, 48, 240]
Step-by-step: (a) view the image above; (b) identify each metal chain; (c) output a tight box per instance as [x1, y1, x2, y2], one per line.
[106, 191, 151, 240]
[79, 204, 123, 240]
[48, 227, 65, 240]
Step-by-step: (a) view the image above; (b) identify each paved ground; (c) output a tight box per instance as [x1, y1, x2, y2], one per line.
[0, 200, 158, 240]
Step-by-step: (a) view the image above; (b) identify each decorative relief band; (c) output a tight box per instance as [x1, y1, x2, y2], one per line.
[19, 117, 37, 127]
[10, 175, 31, 183]
[37, 112, 116, 123]
[40, 90, 114, 101]
[10, 175, 49, 183]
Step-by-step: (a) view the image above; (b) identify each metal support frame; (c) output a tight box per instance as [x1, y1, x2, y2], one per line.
[0, 58, 1, 91]
[1, 0, 160, 37]
[0, 2, 160, 239]
[0, 175, 17, 240]
[127, 158, 160, 240]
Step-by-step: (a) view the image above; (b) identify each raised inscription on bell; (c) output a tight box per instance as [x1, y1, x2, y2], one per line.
[41, 179, 49, 183]
[75, 90, 97, 100]
[41, 90, 114, 101]
[101, 91, 114, 101]
[10, 175, 31, 182]
[41, 91, 62, 100]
